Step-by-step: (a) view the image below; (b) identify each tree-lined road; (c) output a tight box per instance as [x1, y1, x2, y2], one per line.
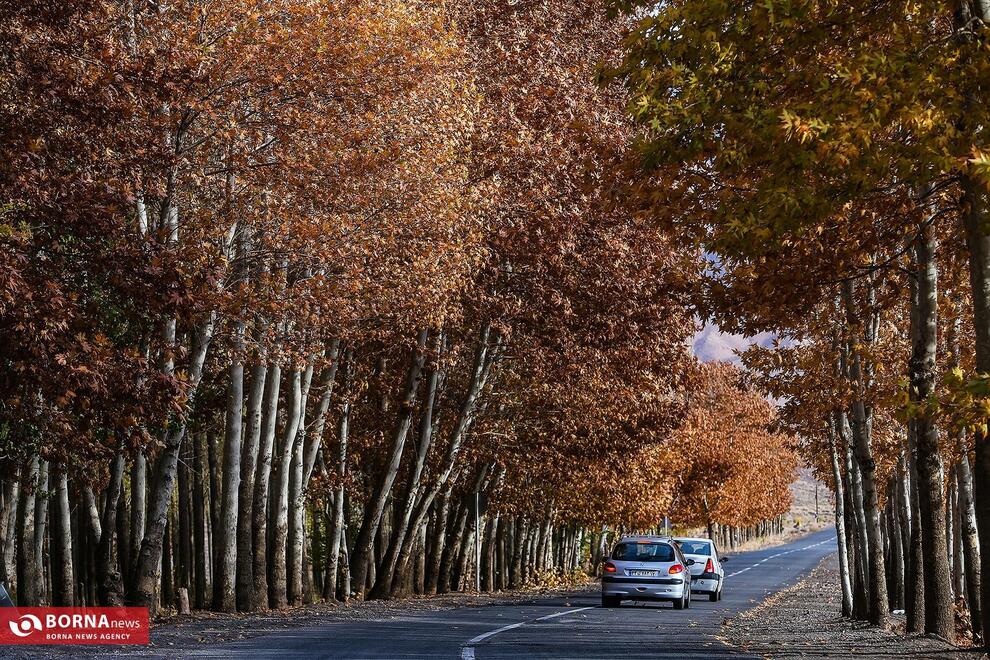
[138, 528, 836, 660]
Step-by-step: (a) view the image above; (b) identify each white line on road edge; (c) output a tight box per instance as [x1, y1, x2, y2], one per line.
[725, 536, 835, 578]
[460, 607, 593, 660]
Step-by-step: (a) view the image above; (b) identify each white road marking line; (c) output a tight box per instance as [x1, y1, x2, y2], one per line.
[460, 607, 593, 660]
[725, 535, 835, 577]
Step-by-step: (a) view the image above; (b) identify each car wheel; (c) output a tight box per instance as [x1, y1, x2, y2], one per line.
[673, 594, 685, 610]
[601, 595, 620, 608]
[685, 589, 691, 609]
[709, 590, 719, 602]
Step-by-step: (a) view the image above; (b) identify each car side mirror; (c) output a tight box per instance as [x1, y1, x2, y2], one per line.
[686, 558, 696, 566]
[721, 556, 730, 563]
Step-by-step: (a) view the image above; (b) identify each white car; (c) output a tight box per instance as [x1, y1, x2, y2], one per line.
[673, 537, 727, 601]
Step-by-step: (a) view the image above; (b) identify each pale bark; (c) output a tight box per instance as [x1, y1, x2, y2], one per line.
[957, 443, 983, 638]
[98, 450, 126, 606]
[0, 472, 19, 591]
[290, 347, 339, 604]
[215, 318, 245, 613]
[130, 316, 215, 612]
[251, 361, 281, 610]
[829, 415, 854, 617]
[324, 349, 352, 602]
[129, 451, 146, 587]
[51, 468, 73, 606]
[842, 279, 889, 628]
[373, 333, 442, 598]
[908, 228, 953, 639]
[270, 367, 304, 608]
[16, 454, 40, 605]
[236, 359, 267, 611]
[350, 329, 429, 598]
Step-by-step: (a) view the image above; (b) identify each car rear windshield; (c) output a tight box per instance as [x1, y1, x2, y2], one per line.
[676, 540, 711, 556]
[611, 542, 675, 562]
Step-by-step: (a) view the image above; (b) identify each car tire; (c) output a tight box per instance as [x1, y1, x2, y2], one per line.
[709, 590, 718, 602]
[601, 595, 620, 608]
[673, 594, 685, 610]
[685, 590, 691, 609]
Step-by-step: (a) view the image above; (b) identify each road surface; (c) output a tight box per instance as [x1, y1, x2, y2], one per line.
[156, 527, 836, 659]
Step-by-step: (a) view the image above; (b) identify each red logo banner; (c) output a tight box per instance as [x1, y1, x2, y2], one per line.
[0, 607, 149, 645]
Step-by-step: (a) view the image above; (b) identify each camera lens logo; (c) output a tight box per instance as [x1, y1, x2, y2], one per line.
[8, 614, 42, 638]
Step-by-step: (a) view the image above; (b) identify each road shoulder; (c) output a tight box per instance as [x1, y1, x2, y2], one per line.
[721, 554, 982, 658]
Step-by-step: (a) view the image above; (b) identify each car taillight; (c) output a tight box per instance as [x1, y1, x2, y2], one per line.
[668, 563, 684, 574]
[705, 559, 714, 573]
[604, 561, 617, 573]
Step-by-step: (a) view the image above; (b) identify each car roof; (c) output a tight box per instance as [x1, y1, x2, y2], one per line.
[617, 535, 674, 543]
[672, 537, 712, 544]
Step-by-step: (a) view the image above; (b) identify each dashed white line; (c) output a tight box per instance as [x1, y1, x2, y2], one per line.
[460, 607, 593, 660]
[725, 536, 835, 578]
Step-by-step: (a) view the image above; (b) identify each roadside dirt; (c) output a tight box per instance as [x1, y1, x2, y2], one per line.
[722, 554, 985, 659]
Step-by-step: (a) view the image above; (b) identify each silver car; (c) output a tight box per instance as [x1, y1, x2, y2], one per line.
[674, 537, 727, 602]
[601, 536, 692, 609]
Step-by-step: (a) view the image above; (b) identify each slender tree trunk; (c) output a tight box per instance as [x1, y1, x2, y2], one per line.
[252, 362, 281, 611]
[373, 334, 442, 598]
[908, 228, 953, 640]
[177, 434, 192, 601]
[323, 352, 352, 601]
[270, 368, 302, 608]
[907, 426, 926, 633]
[193, 431, 209, 609]
[97, 451, 126, 606]
[51, 468, 73, 606]
[129, 451, 146, 590]
[842, 280, 889, 628]
[16, 455, 40, 605]
[290, 349, 339, 605]
[130, 317, 214, 612]
[0, 471, 19, 593]
[350, 330, 428, 598]
[829, 415, 854, 617]
[958, 444, 983, 640]
[214, 319, 245, 613]
[236, 359, 267, 611]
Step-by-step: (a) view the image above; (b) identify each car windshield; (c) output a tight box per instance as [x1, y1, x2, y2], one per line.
[675, 540, 711, 556]
[611, 542, 675, 562]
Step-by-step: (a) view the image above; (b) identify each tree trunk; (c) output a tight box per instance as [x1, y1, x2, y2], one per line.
[215, 320, 245, 613]
[252, 362, 282, 611]
[907, 428, 926, 633]
[842, 280, 889, 628]
[237, 360, 267, 611]
[192, 431, 209, 609]
[129, 451, 146, 591]
[350, 329, 429, 599]
[958, 444, 983, 640]
[0, 471, 19, 594]
[16, 455, 40, 605]
[829, 415, 854, 617]
[130, 317, 214, 612]
[96, 451, 126, 606]
[51, 468, 73, 606]
[177, 434, 192, 601]
[372, 334, 442, 599]
[908, 228, 953, 640]
[323, 356, 352, 602]
[270, 368, 304, 609]
[291, 350, 338, 605]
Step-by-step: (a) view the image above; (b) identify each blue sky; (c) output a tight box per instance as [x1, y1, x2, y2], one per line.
[690, 323, 775, 364]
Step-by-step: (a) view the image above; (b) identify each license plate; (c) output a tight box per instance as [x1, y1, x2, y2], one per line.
[629, 570, 658, 577]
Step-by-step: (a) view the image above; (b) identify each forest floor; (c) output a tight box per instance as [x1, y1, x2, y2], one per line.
[722, 554, 986, 659]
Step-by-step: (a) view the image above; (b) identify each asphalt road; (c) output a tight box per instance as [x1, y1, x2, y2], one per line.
[158, 527, 837, 660]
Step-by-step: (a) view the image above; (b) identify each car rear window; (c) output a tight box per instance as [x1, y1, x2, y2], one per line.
[675, 540, 711, 556]
[611, 542, 675, 562]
